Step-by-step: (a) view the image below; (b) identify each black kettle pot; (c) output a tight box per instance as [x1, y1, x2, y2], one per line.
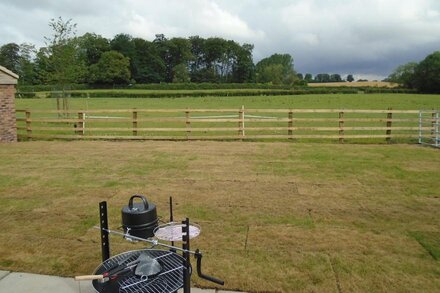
[121, 195, 158, 239]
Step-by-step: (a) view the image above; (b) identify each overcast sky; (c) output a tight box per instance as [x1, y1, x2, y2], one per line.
[1, 0, 440, 80]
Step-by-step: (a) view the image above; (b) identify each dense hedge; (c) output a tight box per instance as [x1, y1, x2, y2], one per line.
[64, 88, 356, 98]
[131, 83, 299, 90]
[17, 84, 89, 92]
[16, 84, 415, 99]
[17, 83, 298, 92]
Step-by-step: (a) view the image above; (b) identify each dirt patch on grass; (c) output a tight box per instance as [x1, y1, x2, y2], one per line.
[0, 141, 439, 292]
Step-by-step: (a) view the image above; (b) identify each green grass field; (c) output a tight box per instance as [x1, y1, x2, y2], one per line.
[16, 93, 440, 110]
[0, 141, 439, 292]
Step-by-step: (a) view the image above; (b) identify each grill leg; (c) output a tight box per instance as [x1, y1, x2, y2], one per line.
[99, 201, 110, 262]
[182, 218, 191, 293]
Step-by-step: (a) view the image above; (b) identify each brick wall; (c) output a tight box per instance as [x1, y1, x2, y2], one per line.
[0, 84, 17, 142]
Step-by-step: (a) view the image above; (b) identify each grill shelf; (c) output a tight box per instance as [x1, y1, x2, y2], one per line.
[93, 249, 185, 293]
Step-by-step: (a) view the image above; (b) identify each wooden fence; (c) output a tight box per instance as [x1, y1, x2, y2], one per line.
[15, 108, 437, 143]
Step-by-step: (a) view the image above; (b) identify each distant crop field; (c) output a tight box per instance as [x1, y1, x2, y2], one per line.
[309, 81, 399, 88]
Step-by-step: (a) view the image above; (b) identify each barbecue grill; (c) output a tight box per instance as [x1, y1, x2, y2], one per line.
[93, 249, 185, 293]
[77, 197, 224, 293]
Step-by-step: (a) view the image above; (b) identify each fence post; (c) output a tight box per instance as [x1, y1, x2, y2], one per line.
[418, 111, 422, 144]
[185, 109, 191, 140]
[25, 110, 32, 140]
[239, 105, 245, 138]
[386, 107, 392, 143]
[132, 109, 138, 136]
[77, 111, 85, 135]
[288, 110, 293, 140]
[431, 110, 436, 139]
[435, 111, 439, 147]
[339, 111, 344, 144]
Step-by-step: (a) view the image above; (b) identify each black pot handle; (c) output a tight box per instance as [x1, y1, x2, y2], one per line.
[128, 195, 149, 210]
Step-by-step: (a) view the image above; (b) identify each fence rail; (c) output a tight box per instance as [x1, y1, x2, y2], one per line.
[15, 107, 438, 143]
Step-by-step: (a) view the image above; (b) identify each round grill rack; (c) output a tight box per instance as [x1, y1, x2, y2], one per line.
[154, 222, 201, 242]
[92, 249, 185, 293]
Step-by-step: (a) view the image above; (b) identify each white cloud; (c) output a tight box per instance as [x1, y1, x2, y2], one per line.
[116, 0, 265, 41]
[1, 0, 440, 78]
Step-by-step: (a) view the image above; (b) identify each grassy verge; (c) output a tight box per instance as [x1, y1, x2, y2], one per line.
[0, 141, 439, 292]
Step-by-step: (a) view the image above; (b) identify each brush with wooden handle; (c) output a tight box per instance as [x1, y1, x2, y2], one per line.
[75, 260, 139, 282]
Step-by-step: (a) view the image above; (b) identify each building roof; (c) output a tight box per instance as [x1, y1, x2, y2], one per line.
[0, 65, 19, 80]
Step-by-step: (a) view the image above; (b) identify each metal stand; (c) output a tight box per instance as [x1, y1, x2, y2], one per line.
[170, 196, 176, 252]
[99, 201, 110, 262]
[182, 218, 191, 293]
[97, 198, 223, 293]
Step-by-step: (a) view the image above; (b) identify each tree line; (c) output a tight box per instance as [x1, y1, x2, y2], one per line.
[386, 51, 440, 93]
[301, 73, 355, 83]
[0, 17, 300, 87]
[0, 17, 360, 89]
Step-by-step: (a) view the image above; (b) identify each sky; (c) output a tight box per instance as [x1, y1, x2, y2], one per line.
[1, 0, 440, 80]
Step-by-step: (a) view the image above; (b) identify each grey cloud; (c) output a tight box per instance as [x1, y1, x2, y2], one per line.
[1, 0, 440, 79]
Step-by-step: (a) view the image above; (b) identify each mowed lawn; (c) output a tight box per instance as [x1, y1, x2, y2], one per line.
[0, 141, 439, 292]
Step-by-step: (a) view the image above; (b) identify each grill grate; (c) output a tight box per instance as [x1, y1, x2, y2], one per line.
[154, 222, 201, 242]
[93, 249, 185, 293]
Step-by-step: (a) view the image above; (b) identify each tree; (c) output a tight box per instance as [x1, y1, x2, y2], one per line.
[330, 74, 342, 82]
[203, 37, 229, 82]
[0, 42, 38, 84]
[413, 51, 440, 93]
[89, 51, 131, 84]
[110, 34, 136, 77]
[314, 73, 330, 83]
[34, 47, 51, 84]
[232, 43, 255, 83]
[346, 74, 354, 82]
[43, 17, 86, 115]
[386, 62, 417, 88]
[0, 43, 20, 72]
[153, 35, 193, 82]
[77, 33, 110, 66]
[165, 38, 193, 82]
[44, 17, 86, 88]
[257, 64, 284, 84]
[172, 63, 190, 83]
[256, 53, 298, 85]
[187, 36, 254, 83]
[188, 36, 206, 82]
[132, 38, 165, 83]
[304, 73, 313, 82]
[18, 43, 37, 85]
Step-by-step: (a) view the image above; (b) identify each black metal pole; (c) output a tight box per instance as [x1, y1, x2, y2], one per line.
[170, 196, 175, 249]
[182, 218, 191, 293]
[99, 201, 110, 262]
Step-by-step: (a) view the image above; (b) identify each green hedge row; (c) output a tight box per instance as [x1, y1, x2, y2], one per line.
[25, 81, 410, 92]
[17, 83, 298, 92]
[16, 85, 415, 99]
[66, 88, 359, 98]
[129, 83, 307, 90]
[17, 84, 89, 92]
